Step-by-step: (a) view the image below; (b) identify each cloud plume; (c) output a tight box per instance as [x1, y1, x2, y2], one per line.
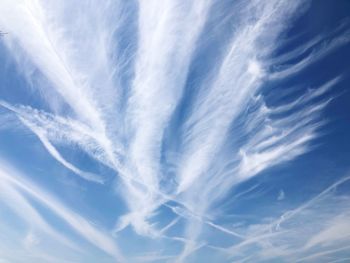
[0, 0, 349, 262]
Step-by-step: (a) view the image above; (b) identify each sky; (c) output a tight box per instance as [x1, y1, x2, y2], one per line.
[0, 0, 349, 262]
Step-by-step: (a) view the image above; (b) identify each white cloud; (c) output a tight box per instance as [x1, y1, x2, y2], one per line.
[277, 190, 285, 201]
[0, 0, 347, 262]
[225, 176, 350, 262]
[0, 160, 124, 262]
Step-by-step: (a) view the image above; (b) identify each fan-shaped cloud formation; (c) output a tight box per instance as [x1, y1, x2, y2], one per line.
[0, 0, 349, 262]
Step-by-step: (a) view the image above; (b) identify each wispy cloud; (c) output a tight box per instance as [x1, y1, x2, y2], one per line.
[277, 190, 285, 201]
[225, 176, 350, 262]
[0, 0, 348, 262]
[0, 160, 124, 262]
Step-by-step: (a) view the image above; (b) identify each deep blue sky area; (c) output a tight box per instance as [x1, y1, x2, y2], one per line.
[0, 1, 349, 262]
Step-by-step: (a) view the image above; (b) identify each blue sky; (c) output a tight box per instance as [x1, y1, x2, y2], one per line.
[0, 0, 349, 262]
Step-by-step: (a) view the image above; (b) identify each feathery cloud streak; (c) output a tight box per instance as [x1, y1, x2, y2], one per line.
[0, 159, 124, 262]
[0, 0, 349, 262]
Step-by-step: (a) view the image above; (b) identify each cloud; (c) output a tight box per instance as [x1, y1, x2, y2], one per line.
[0, 100, 104, 183]
[304, 215, 350, 249]
[224, 176, 350, 262]
[277, 190, 285, 201]
[0, 0, 348, 262]
[0, 159, 124, 262]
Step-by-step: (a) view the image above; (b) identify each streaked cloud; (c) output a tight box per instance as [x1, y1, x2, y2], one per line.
[0, 160, 124, 262]
[0, 0, 349, 262]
